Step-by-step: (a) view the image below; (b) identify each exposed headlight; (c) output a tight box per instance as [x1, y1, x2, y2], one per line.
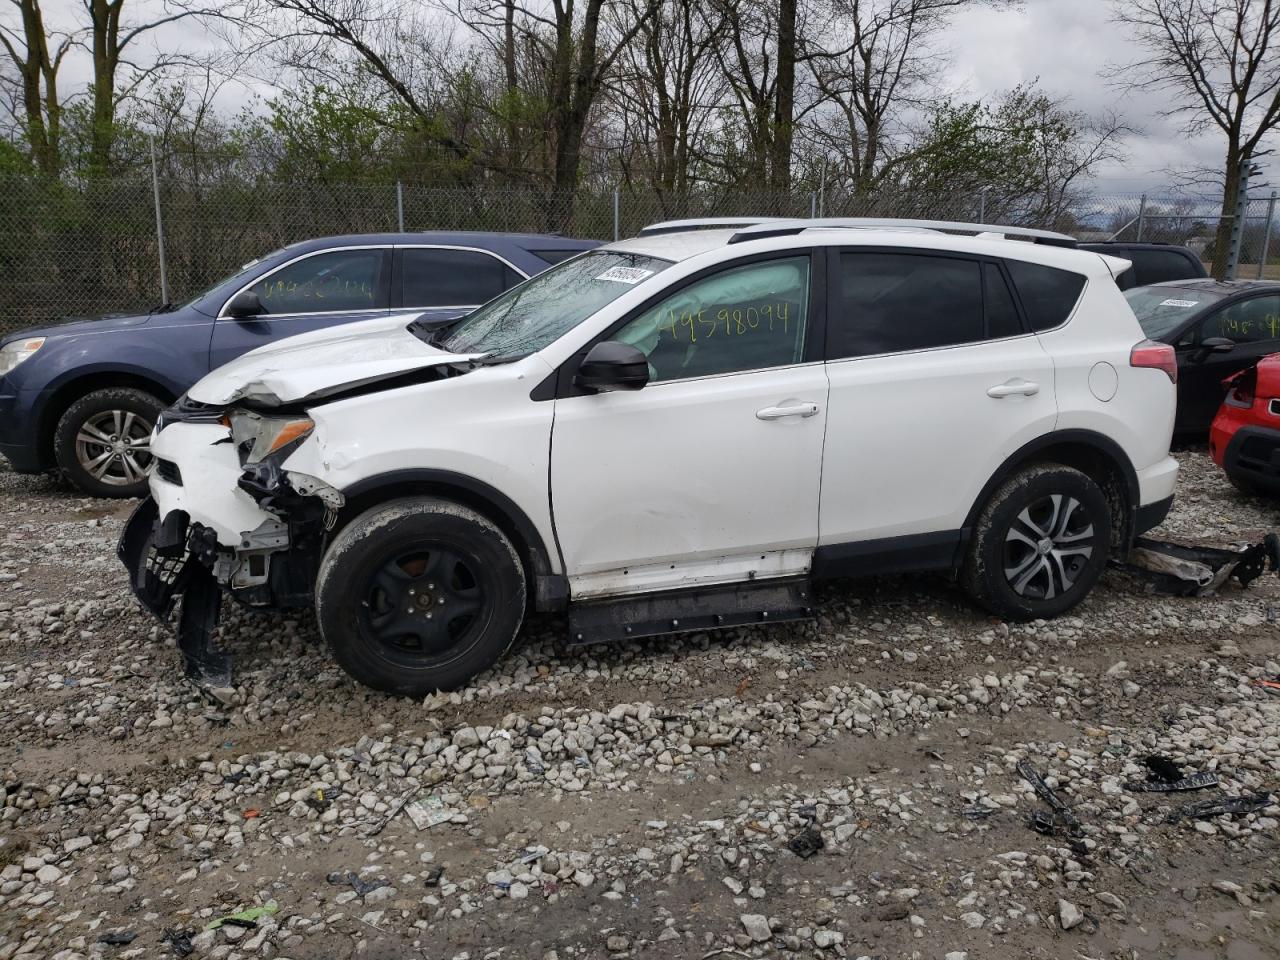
[0, 337, 45, 377]
[228, 410, 314, 465]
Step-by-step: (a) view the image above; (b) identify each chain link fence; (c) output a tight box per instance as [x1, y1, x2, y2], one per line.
[1, 176, 1276, 337]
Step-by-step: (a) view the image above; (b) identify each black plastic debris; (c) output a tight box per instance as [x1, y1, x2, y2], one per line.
[161, 928, 194, 957]
[1016, 760, 1083, 837]
[1167, 792, 1274, 823]
[327, 871, 389, 897]
[961, 805, 996, 820]
[98, 931, 137, 945]
[423, 865, 444, 887]
[787, 824, 824, 858]
[1120, 533, 1280, 596]
[1125, 755, 1220, 793]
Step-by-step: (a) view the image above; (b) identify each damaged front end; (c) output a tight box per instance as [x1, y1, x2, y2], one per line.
[117, 397, 344, 688]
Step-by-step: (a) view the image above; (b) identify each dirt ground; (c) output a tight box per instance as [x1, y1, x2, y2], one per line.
[0, 448, 1277, 960]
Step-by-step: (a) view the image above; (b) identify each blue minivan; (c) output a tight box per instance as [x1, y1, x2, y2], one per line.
[0, 232, 598, 496]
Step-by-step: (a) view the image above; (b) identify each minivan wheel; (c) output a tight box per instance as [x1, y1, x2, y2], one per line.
[53, 387, 164, 498]
[316, 497, 526, 696]
[962, 463, 1111, 621]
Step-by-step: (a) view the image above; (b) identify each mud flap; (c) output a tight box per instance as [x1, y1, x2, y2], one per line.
[178, 564, 231, 688]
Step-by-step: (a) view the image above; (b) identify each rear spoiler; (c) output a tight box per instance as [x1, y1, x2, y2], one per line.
[1096, 253, 1133, 280]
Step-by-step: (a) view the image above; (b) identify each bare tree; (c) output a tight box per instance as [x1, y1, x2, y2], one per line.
[806, 0, 1011, 195]
[1111, 0, 1280, 277]
[605, 0, 728, 204]
[0, 0, 73, 175]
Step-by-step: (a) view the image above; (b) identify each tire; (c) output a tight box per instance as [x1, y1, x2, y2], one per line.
[316, 497, 526, 696]
[961, 463, 1111, 621]
[53, 387, 165, 498]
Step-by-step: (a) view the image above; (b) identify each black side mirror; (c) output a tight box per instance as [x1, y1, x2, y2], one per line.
[574, 341, 650, 393]
[1193, 336, 1234, 362]
[226, 291, 264, 319]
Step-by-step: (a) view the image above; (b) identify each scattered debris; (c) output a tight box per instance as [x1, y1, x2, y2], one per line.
[242, 808, 261, 819]
[786, 823, 824, 858]
[423, 866, 444, 887]
[1017, 759, 1083, 836]
[404, 794, 455, 830]
[304, 786, 340, 812]
[366, 786, 418, 836]
[1125, 755, 1219, 793]
[961, 805, 995, 820]
[204, 903, 279, 931]
[327, 871, 389, 897]
[98, 931, 138, 945]
[161, 928, 194, 957]
[1168, 793, 1274, 823]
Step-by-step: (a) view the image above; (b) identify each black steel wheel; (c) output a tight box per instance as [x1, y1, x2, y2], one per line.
[316, 497, 525, 695]
[962, 463, 1111, 621]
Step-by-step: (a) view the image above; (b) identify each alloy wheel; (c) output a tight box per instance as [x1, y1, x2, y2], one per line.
[1002, 494, 1095, 600]
[74, 409, 153, 487]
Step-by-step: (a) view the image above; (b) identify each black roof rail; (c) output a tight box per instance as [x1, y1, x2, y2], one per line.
[726, 217, 1078, 247]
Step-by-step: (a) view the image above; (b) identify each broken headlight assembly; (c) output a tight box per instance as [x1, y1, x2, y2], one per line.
[228, 409, 315, 466]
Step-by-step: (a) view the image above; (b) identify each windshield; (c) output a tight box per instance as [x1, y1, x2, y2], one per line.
[1124, 286, 1224, 339]
[438, 251, 673, 359]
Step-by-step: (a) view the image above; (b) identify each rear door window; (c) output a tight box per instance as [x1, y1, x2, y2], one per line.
[1005, 260, 1086, 331]
[1128, 249, 1204, 285]
[401, 248, 523, 307]
[830, 252, 987, 358]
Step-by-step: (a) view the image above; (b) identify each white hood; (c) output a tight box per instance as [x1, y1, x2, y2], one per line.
[188, 313, 484, 406]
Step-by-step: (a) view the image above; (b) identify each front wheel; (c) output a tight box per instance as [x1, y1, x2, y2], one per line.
[316, 497, 526, 696]
[53, 387, 164, 498]
[962, 463, 1111, 621]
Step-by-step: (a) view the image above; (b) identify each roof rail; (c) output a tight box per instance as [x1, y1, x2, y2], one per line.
[726, 217, 1078, 248]
[637, 217, 787, 237]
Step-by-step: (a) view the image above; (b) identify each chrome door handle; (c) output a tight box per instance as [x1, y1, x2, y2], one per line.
[987, 379, 1039, 398]
[756, 401, 820, 420]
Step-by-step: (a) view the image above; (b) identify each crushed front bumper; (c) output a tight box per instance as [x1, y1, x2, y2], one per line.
[119, 414, 343, 686]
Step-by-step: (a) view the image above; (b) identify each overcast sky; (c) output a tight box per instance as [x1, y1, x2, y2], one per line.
[32, 0, 1278, 197]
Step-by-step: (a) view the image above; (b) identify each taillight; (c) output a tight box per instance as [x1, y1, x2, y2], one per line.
[1224, 368, 1256, 408]
[1130, 339, 1177, 383]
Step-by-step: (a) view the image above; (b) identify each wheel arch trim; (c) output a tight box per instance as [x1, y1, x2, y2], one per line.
[336, 468, 566, 611]
[961, 429, 1141, 547]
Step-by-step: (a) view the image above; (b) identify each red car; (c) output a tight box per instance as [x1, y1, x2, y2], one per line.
[1210, 353, 1280, 494]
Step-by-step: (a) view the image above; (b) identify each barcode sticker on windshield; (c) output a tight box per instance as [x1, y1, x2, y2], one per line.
[596, 266, 654, 284]
[1159, 298, 1199, 308]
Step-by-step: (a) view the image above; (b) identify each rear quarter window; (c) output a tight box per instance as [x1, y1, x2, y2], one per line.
[1005, 261, 1086, 331]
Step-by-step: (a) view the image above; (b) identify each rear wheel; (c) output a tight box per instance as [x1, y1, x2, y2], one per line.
[962, 463, 1111, 621]
[316, 497, 526, 696]
[53, 387, 164, 498]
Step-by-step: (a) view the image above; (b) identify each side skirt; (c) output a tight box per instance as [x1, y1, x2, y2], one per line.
[812, 530, 964, 580]
[567, 576, 815, 646]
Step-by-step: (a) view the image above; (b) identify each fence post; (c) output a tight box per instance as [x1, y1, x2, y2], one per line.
[810, 192, 817, 218]
[149, 137, 170, 305]
[396, 181, 405, 232]
[1258, 190, 1277, 281]
[1136, 194, 1147, 241]
[613, 186, 620, 241]
[1226, 157, 1254, 280]
[978, 185, 991, 224]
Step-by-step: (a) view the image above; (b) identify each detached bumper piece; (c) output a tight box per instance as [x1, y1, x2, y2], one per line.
[117, 498, 231, 687]
[1120, 533, 1280, 596]
[567, 576, 814, 646]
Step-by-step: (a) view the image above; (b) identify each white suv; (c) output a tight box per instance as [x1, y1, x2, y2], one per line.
[119, 218, 1179, 695]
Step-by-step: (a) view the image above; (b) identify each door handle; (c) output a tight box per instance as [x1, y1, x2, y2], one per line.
[756, 401, 820, 420]
[987, 379, 1040, 399]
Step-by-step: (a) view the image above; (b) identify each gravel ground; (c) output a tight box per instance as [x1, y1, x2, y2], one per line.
[1, 449, 1278, 960]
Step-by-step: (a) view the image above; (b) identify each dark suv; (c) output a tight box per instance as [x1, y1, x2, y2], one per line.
[0, 232, 598, 496]
[1077, 241, 1207, 289]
